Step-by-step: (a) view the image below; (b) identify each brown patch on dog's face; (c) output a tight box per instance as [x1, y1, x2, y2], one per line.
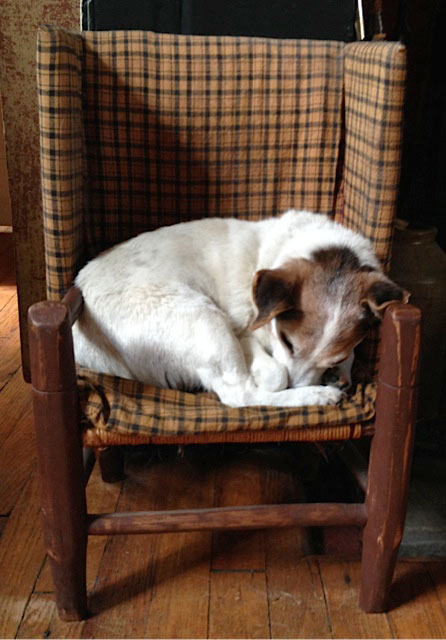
[251, 246, 408, 387]
[250, 259, 311, 330]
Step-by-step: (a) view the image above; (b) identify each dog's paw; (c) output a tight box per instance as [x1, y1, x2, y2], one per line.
[301, 385, 344, 406]
[252, 360, 288, 392]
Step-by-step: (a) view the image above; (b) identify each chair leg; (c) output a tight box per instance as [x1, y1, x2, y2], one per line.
[29, 301, 88, 620]
[32, 388, 89, 620]
[359, 304, 420, 612]
[96, 446, 126, 483]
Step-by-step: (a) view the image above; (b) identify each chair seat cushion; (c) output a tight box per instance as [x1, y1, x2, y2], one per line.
[78, 367, 376, 446]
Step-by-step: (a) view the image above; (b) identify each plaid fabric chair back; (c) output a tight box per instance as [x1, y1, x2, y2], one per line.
[37, 27, 406, 377]
[82, 33, 344, 254]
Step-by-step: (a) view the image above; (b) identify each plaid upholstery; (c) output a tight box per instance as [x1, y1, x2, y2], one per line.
[36, 27, 406, 443]
[343, 41, 406, 267]
[37, 28, 86, 301]
[39, 27, 345, 294]
[78, 367, 376, 445]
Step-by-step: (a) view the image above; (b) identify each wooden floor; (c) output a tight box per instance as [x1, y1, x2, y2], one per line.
[2, 229, 446, 639]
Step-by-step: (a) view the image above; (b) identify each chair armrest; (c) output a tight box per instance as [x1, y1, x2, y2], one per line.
[62, 286, 84, 326]
[377, 302, 421, 389]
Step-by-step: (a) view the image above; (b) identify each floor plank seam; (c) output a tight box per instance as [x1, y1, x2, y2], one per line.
[0, 365, 21, 395]
[315, 559, 334, 639]
[264, 563, 273, 639]
[0, 302, 16, 318]
[210, 568, 266, 574]
[0, 462, 37, 519]
[141, 534, 162, 638]
[15, 550, 48, 639]
[206, 549, 212, 640]
[385, 611, 397, 639]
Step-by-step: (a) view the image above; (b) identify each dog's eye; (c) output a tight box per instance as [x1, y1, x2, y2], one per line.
[280, 331, 294, 354]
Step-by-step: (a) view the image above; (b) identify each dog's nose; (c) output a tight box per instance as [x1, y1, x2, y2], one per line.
[321, 367, 350, 390]
[336, 373, 351, 391]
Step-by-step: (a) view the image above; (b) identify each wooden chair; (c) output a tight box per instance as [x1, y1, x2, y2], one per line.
[30, 26, 421, 621]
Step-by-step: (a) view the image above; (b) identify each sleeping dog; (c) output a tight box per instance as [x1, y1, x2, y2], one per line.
[73, 210, 408, 408]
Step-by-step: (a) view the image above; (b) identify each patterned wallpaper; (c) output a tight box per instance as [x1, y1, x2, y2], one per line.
[0, 0, 79, 377]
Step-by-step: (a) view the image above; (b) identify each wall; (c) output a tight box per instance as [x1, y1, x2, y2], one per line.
[0, 96, 12, 225]
[0, 0, 79, 377]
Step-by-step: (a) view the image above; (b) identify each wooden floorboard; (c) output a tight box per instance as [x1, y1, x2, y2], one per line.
[208, 571, 270, 639]
[0, 472, 46, 638]
[318, 558, 394, 639]
[386, 561, 446, 638]
[266, 533, 332, 639]
[0, 372, 35, 515]
[2, 230, 446, 638]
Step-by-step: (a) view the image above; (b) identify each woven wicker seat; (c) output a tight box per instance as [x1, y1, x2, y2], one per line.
[29, 26, 421, 620]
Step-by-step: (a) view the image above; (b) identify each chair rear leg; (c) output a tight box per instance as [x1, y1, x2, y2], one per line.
[359, 303, 421, 612]
[96, 446, 126, 483]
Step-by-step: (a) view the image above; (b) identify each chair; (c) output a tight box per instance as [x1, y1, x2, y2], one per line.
[30, 26, 421, 621]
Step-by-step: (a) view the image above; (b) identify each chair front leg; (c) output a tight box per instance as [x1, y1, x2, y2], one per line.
[29, 301, 88, 621]
[360, 303, 421, 612]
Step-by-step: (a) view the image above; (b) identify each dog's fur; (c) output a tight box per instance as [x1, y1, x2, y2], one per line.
[73, 210, 407, 408]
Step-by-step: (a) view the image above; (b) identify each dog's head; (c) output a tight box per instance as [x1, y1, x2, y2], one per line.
[250, 246, 409, 387]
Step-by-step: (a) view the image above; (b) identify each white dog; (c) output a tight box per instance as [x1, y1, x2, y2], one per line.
[73, 210, 407, 408]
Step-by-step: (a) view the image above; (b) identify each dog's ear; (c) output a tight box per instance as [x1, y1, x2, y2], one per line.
[250, 268, 296, 330]
[362, 274, 410, 319]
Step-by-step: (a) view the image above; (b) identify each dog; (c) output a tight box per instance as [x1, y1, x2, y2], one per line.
[73, 210, 408, 408]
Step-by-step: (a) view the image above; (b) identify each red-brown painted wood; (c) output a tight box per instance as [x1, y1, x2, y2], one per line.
[87, 502, 367, 535]
[29, 301, 88, 621]
[61, 285, 84, 325]
[359, 302, 421, 612]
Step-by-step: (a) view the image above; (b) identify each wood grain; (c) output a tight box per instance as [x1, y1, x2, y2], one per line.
[0, 473, 46, 639]
[318, 558, 393, 639]
[426, 560, 446, 604]
[16, 593, 84, 639]
[81, 463, 165, 638]
[212, 457, 267, 571]
[0, 292, 19, 336]
[267, 532, 331, 639]
[387, 561, 446, 638]
[209, 571, 270, 639]
[0, 296, 21, 390]
[88, 502, 367, 536]
[144, 459, 214, 639]
[0, 370, 32, 449]
[262, 448, 332, 639]
[0, 374, 35, 514]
